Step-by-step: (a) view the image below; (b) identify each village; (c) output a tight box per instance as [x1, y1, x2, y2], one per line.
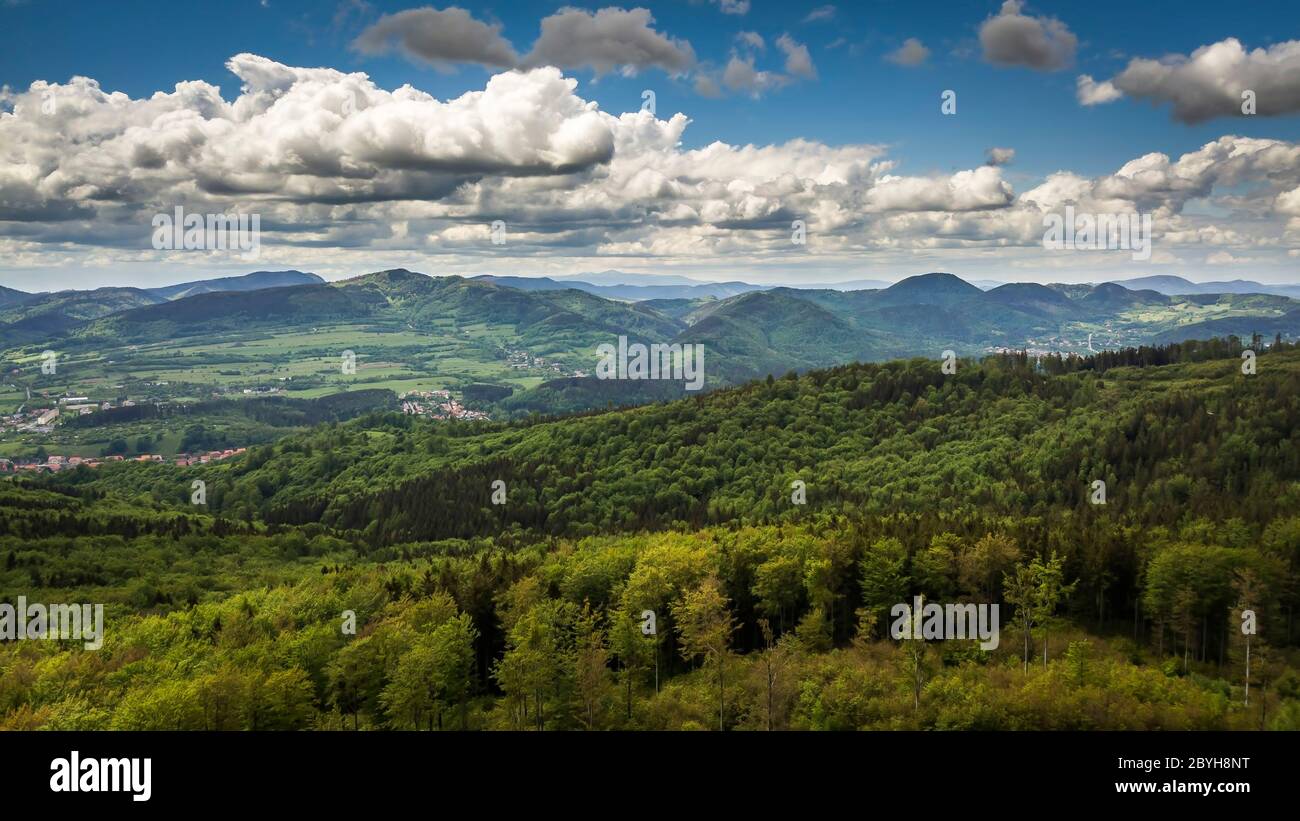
[0, 396, 141, 435]
[399, 389, 491, 421]
[503, 344, 588, 378]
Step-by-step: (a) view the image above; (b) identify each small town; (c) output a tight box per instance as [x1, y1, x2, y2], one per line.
[502, 344, 587, 377]
[0, 397, 141, 435]
[399, 389, 491, 421]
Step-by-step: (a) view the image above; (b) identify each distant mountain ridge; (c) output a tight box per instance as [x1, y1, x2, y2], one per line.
[472, 274, 763, 302]
[0, 271, 324, 346]
[145, 270, 323, 300]
[0, 285, 30, 309]
[1108, 275, 1300, 299]
[4, 268, 1299, 416]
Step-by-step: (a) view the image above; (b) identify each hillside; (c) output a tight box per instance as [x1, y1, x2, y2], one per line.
[145, 270, 323, 300]
[679, 289, 897, 381]
[0, 286, 165, 336]
[8, 339, 1298, 732]
[0, 285, 30, 309]
[1113, 275, 1300, 299]
[59, 337, 1296, 545]
[473, 274, 763, 302]
[0, 272, 326, 344]
[4, 270, 1300, 427]
[984, 283, 1080, 318]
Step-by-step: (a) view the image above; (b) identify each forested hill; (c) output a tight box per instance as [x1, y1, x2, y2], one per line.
[7, 337, 1300, 732]
[51, 338, 1300, 548]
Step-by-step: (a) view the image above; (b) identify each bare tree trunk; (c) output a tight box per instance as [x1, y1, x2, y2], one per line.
[1023, 622, 1030, 673]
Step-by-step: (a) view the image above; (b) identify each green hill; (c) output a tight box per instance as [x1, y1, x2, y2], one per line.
[6, 338, 1299, 732]
[5, 270, 1300, 421]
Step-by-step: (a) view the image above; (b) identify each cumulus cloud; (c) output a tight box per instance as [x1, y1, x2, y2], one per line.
[1076, 74, 1122, 106]
[351, 6, 698, 79]
[986, 147, 1016, 166]
[1018, 136, 1300, 224]
[3, 55, 1299, 281]
[886, 38, 930, 67]
[979, 0, 1077, 71]
[1276, 185, 1300, 216]
[776, 34, 817, 79]
[697, 31, 814, 97]
[721, 55, 790, 97]
[523, 7, 695, 75]
[0, 55, 615, 229]
[864, 167, 1014, 213]
[351, 7, 519, 70]
[1107, 38, 1300, 124]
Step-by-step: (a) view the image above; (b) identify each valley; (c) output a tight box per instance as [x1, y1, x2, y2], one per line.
[2, 268, 1298, 463]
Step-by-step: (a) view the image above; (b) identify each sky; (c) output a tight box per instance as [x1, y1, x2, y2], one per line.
[1, 0, 1299, 291]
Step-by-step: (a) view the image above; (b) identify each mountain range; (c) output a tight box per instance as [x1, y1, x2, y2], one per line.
[471, 274, 762, 302]
[0, 271, 323, 337]
[3, 268, 1298, 415]
[1105, 275, 1300, 299]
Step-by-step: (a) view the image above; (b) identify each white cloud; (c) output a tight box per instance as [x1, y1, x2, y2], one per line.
[1276, 185, 1300, 216]
[351, 6, 698, 78]
[721, 55, 789, 97]
[776, 34, 817, 79]
[864, 167, 1014, 213]
[986, 147, 1016, 166]
[700, 33, 816, 97]
[352, 7, 519, 71]
[0, 56, 616, 226]
[523, 7, 695, 76]
[1108, 38, 1300, 124]
[1076, 74, 1122, 106]
[979, 0, 1077, 71]
[803, 5, 836, 23]
[3, 56, 1300, 283]
[885, 38, 930, 67]
[1206, 250, 1258, 265]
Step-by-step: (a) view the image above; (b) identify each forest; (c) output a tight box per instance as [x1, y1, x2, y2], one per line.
[1, 338, 1297, 730]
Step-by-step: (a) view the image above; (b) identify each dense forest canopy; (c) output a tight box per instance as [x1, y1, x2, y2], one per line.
[2, 338, 1298, 730]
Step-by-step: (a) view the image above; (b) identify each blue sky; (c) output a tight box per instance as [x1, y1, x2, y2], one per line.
[2, 0, 1299, 289]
